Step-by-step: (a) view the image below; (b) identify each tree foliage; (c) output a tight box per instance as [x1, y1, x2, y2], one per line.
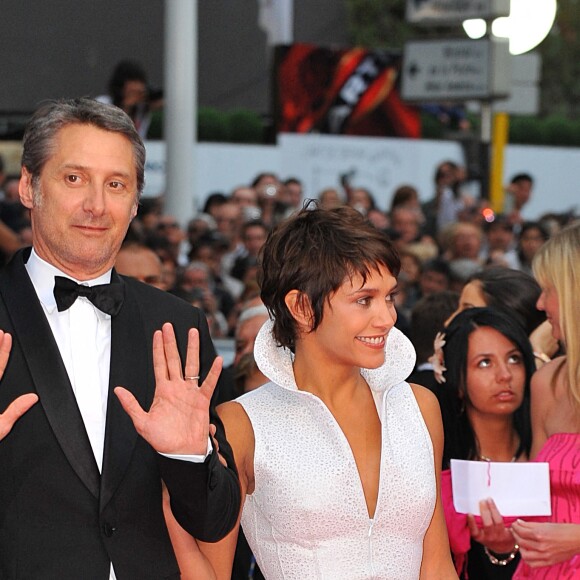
[539, 0, 580, 118]
[345, 0, 465, 49]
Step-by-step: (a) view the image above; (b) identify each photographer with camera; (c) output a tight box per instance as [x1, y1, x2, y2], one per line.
[97, 59, 163, 138]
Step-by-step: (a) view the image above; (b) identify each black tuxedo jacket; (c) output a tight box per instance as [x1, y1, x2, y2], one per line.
[0, 249, 240, 579]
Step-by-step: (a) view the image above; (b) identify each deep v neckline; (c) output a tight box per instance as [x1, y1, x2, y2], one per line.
[299, 386, 383, 520]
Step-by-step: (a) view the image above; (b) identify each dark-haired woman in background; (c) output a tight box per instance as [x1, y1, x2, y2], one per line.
[445, 266, 558, 368]
[435, 307, 536, 578]
[514, 221, 549, 277]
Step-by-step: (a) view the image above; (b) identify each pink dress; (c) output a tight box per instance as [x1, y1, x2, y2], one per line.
[514, 433, 580, 579]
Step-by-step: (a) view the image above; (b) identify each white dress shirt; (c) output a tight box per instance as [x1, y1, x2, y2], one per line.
[26, 250, 112, 470]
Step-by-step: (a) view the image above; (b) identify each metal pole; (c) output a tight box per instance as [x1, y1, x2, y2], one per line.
[276, 0, 294, 44]
[490, 111, 509, 213]
[164, 0, 197, 223]
[479, 101, 492, 200]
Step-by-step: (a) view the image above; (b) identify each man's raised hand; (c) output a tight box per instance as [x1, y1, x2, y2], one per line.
[115, 323, 222, 455]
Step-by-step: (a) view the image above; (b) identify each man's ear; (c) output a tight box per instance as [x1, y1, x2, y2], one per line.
[284, 289, 314, 332]
[19, 168, 35, 209]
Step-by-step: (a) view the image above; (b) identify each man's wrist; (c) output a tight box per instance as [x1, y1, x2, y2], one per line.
[158, 436, 213, 463]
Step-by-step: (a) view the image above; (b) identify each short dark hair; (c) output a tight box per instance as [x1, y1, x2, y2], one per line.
[435, 160, 458, 183]
[483, 213, 513, 233]
[422, 257, 451, 278]
[259, 203, 401, 349]
[467, 266, 545, 335]
[21, 97, 145, 196]
[108, 59, 148, 107]
[439, 307, 534, 468]
[510, 172, 533, 185]
[241, 219, 268, 237]
[390, 184, 418, 212]
[520, 220, 549, 242]
[202, 191, 228, 213]
[251, 172, 278, 188]
[410, 291, 459, 364]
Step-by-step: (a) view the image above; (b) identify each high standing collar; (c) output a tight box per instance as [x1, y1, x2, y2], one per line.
[254, 319, 416, 394]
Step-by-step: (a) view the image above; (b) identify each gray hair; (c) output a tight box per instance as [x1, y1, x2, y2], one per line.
[238, 304, 269, 324]
[184, 260, 210, 275]
[21, 97, 146, 197]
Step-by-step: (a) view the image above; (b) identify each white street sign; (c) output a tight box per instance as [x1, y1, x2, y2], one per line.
[406, 0, 510, 24]
[401, 38, 510, 101]
[494, 52, 541, 114]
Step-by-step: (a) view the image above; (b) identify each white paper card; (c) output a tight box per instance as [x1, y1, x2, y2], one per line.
[450, 459, 552, 517]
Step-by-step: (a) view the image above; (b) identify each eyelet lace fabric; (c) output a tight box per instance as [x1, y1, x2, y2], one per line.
[237, 321, 436, 579]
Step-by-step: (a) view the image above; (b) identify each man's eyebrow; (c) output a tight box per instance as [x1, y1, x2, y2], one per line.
[58, 163, 133, 180]
[59, 163, 89, 172]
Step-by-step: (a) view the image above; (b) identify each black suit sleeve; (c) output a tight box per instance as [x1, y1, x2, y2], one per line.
[159, 310, 241, 542]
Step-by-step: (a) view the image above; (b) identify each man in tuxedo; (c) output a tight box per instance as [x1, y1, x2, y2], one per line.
[0, 98, 240, 579]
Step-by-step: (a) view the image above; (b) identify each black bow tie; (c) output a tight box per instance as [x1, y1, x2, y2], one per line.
[53, 276, 124, 317]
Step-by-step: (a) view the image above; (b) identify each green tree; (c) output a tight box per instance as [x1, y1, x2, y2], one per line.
[539, 0, 580, 118]
[345, 0, 463, 49]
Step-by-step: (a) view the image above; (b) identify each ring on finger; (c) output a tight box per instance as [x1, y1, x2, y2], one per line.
[184, 375, 201, 383]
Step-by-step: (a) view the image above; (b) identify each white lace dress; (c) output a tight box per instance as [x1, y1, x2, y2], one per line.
[236, 321, 436, 579]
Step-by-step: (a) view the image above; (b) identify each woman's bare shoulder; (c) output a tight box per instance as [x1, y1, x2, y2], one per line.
[217, 401, 254, 440]
[217, 401, 255, 482]
[409, 383, 443, 435]
[531, 355, 566, 395]
[409, 383, 440, 413]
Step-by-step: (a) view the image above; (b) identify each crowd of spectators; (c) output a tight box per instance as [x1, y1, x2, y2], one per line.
[0, 150, 576, 353]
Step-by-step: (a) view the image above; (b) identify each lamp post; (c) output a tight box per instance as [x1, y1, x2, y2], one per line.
[464, 0, 557, 211]
[164, 0, 197, 224]
[464, 0, 558, 55]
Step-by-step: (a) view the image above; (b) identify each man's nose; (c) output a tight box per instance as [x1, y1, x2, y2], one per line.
[83, 183, 107, 216]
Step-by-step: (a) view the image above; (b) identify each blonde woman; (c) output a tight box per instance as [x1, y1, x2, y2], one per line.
[510, 221, 580, 577]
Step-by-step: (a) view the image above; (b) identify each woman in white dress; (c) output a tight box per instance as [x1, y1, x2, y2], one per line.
[167, 204, 457, 579]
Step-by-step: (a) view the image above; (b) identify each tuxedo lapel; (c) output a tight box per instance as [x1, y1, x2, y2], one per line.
[0, 249, 100, 498]
[100, 276, 151, 511]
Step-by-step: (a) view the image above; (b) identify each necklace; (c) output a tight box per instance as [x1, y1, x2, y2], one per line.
[478, 454, 517, 463]
[478, 434, 520, 463]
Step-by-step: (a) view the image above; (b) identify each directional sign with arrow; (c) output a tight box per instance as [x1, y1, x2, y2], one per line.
[401, 38, 510, 102]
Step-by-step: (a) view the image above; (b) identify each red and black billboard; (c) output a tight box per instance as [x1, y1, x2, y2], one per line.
[274, 43, 420, 138]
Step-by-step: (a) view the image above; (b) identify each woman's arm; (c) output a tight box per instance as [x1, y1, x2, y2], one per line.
[164, 401, 254, 580]
[411, 384, 459, 579]
[510, 355, 580, 568]
[512, 520, 580, 568]
[529, 320, 559, 369]
[163, 483, 217, 580]
[197, 401, 255, 578]
[529, 358, 562, 459]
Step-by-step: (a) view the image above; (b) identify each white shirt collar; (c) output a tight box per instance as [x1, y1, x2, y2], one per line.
[25, 248, 112, 314]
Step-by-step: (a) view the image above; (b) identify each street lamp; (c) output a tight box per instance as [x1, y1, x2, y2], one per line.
[463, 0, 557, 55]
